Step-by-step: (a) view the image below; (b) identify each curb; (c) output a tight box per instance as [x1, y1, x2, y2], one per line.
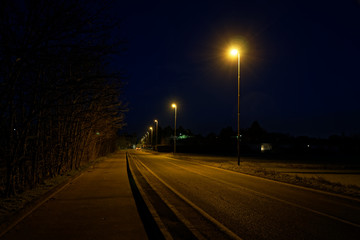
[126, 152, 170, 240]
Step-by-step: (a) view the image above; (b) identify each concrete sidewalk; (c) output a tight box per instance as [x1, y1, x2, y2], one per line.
[1, 151, 148, 240]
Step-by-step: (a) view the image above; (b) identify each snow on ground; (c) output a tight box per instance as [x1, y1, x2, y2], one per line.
[273, 169, 360, 187]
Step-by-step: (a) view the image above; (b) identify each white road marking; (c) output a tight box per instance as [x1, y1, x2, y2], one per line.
[165, 160, 360, 229]
[131, 154, 206, 240]
[164, 154, 360, 203]
[127, 153, 174, 240]
[133, 154, 244, 240]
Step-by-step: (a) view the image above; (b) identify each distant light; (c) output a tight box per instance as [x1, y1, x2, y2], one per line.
[261, 143, 272, 152]
[96, 132, 100, 135]
[178, 134, 190, 139]
[149, 127, 153, 130]
[154, 119, 158, 123]
[172, 103, 176, 108]
[230, 49, 238, 56]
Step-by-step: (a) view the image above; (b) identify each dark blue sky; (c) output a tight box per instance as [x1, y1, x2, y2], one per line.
[116, 0, 360, 138]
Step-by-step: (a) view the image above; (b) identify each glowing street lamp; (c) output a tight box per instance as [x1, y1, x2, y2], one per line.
[230, 48, 241, 166]
[171, 103, 177, 154]
[230, 49, 238, 56]
[149, 127, 153, 146]
[154, 119, 158, 146]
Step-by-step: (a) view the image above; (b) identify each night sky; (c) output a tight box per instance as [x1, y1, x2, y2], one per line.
[115, 0, 360, 138]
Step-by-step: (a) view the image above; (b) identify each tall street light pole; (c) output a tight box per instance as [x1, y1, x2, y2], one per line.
[171, 103, 177, 154]
[149, 127, 153, 147]
[154, 119, 158, 146]
[231, 49, 241, 166]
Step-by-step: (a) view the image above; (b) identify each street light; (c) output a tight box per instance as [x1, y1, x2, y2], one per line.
[149, 127, 153, 147]
[154, 119, 158, 146]
[171, 103, 177, 154]
[230, 48, 241, 166]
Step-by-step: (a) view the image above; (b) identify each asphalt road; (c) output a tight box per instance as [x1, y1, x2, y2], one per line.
[128, 150, 360, 240]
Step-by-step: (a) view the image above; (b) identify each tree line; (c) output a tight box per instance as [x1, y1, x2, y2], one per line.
[0, 0, 126, 197]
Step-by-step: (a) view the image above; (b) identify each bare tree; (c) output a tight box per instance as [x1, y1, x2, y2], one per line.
[0, 0, 126, 196]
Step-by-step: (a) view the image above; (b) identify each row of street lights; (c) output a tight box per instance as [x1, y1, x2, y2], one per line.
[144, 120, 158, 147]
[141, 103, 177, 154]
[141, 47, 241, 165]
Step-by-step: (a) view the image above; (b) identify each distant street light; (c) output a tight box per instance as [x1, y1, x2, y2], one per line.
[230, 48, 241, 166]
[171, 103, 177, 154]
[149, 127, 153, 146]
[154, 119, 158, 146]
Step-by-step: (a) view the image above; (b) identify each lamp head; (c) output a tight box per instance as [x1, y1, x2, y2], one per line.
[230, 49, 238, 56]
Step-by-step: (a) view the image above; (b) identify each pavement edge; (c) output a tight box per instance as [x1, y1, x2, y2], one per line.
[0, 172, 84, 238]
[126, 152, 172, 240]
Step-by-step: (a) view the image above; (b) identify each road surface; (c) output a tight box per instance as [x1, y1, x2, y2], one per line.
[128, 150, 360, 240]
